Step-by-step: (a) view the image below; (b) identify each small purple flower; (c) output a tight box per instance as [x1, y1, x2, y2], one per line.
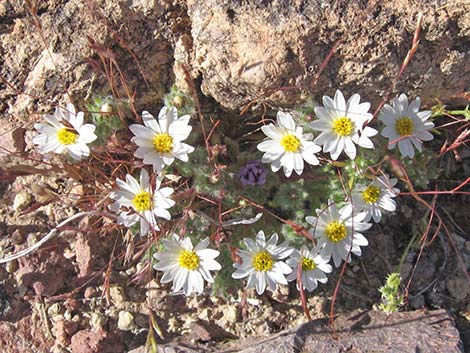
[237, 160, 267, 186]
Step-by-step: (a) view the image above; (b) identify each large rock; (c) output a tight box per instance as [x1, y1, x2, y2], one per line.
[17, 241, 72, 297]
[154, 309, 463, 353]
[0, 0, 178, 121]
[183, 0, 470, 109]
[1, 0, 468, 123]
[70, 327, 124, 353]
[0, 315, 53, 353]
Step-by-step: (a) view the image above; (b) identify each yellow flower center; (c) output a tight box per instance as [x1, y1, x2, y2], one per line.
[252, 251, 273, 272]
[131, 191, 152, 212]
[362, 185, 381, 204]
[178, 250, 200, 270]
[280, 134, 301, 152]
[301, 257, 317, 271]
[57, 128, 78, 145]
[153, 133, 173, 153]
[325, 221, 347, 243]
[395, 117, 414, 136]
[332, 117, 354, 137]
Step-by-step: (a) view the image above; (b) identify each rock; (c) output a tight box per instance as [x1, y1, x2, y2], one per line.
[117, 310, 136, 331]
[89, 312, 107, 329]
[74, 234, 93, 277]
[47, 303, 62, 316]
[109, 285, 127, 309]
[409, 294, 425, 309]
[447, 278, 470, 300]
[167, 316, 182, 333]
[4, 260, 16, 274]
[409, 257, 437, 293]
[84, 286, 97, 299]
[400, 262, 413, 280]
[64, 310, 73, 321]
[400, 205, 414, 219]
[127, 347, 146, 353]
[0, 315, 53, 353]
[50, 344, 68, 353]
[13, 191, 32, 211]
[214, 305, 237, 327]
[197, 307, 211, 321]
[155, 309, 463, 353]
[70, 327, 124, 353]
[10, 228, 27, 245]
[0, 0, 176, 121]
[270, 282, 289, 302]
[187, 319, 237, 342]
[185, 0, 470, 110]
[52, 318, 79, 346]
[17, 241, 72, 297]
[0, 127, 25, 157]
[134, 313, 148, 328]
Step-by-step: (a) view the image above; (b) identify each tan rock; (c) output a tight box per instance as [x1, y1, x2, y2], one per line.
[184, 0, 470, 110]
[13, 191, 32, 211]
[117, 310, 136, 331]
[0, 0, 174, 120]
[109, 285, 127, 309]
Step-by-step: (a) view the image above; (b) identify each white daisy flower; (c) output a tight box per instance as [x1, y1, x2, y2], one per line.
[232, 230, 293, 295]
[129, 107, 195, 173]
[309, 90, 378, 160]
[153, 234, 221, 296]
[379, 94, 434, 158]
[257, 111, 321, 177]
[346, 174, 400, 223]
[286, 245, 332, 292]
[33, 103, 97, 160]
[306, 201, 372, 267]
[109, 169, 175, 235]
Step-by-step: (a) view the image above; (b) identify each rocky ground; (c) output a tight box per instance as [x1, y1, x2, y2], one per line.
[0, 158, 469, 352]
[1, 1, 470, 352]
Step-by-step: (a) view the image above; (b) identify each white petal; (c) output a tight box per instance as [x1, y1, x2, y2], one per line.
[172, 268, 188, 293]
[261, 125, 283, 140]
[129, 123, 156, 139]
[352, 233, 369, 246]
[343, 138, 357, 160]
[232, 267, 253, 279]
[199, 266, 214, 283]
[334, 90, 347, 116]
[70, 111, 84, 130]
[197, 248, 220, 260]
[202, 258, 222, 271]
[190, 271, 204, 294]
[277, 111, 296, 130]
[265, 233, 279, 248]
[255, 272, 267, 295]
[255, 231, 266, 247]
[398, 139, 415, 158]
[293, 153, 304, 175]
[272, 261, 293, 275]
[267, 269, 288, 285]
[169, 119, 192, 141]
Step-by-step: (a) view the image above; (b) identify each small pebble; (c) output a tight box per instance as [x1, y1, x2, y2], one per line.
[110, 285, 127, 309]
[446, 278, 470, 300]
[409, 294, 425, 309]
[13, 191, 32, 211]
[118, 311, 136, 331]
[90, 312, 106, 328]
[64, 310, 72, 321]
[48, 303, 62, 316]
[84, 286, 97, 299]
[5, 261, 16, 274]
